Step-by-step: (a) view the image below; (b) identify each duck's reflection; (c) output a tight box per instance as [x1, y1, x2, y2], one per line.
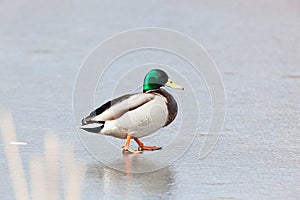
[86, 153, 176, 199]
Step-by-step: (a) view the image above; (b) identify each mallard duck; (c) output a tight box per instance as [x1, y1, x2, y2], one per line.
[79, 69, 184, 153]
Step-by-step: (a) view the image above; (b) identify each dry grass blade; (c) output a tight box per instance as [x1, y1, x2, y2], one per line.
[0, 113, 86, 200]
[0, 113, 30, 200]
[62, 146, 86, 200]
[44, 134, 60, 200]
[30, 156, 47, 200]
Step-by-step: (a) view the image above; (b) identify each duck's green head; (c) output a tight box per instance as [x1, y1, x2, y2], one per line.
[143, 69, 184, 92]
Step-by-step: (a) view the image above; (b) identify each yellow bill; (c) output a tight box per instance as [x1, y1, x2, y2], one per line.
[165, 79, 184, 90]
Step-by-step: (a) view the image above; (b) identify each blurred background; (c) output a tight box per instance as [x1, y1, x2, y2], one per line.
[0, 0, 299, 199]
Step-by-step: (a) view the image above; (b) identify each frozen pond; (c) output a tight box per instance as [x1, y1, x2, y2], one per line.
[0, 0, 299, 199]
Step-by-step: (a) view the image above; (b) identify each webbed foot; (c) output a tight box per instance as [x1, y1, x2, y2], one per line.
[134, 138, 162, 151]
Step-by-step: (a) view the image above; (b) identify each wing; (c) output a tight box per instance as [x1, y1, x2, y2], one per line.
[85, 93, 156, 122]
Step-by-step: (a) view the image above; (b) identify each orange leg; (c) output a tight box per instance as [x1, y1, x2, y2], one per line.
[134, 138, 162, 151]
[122, 133, 142, 154]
